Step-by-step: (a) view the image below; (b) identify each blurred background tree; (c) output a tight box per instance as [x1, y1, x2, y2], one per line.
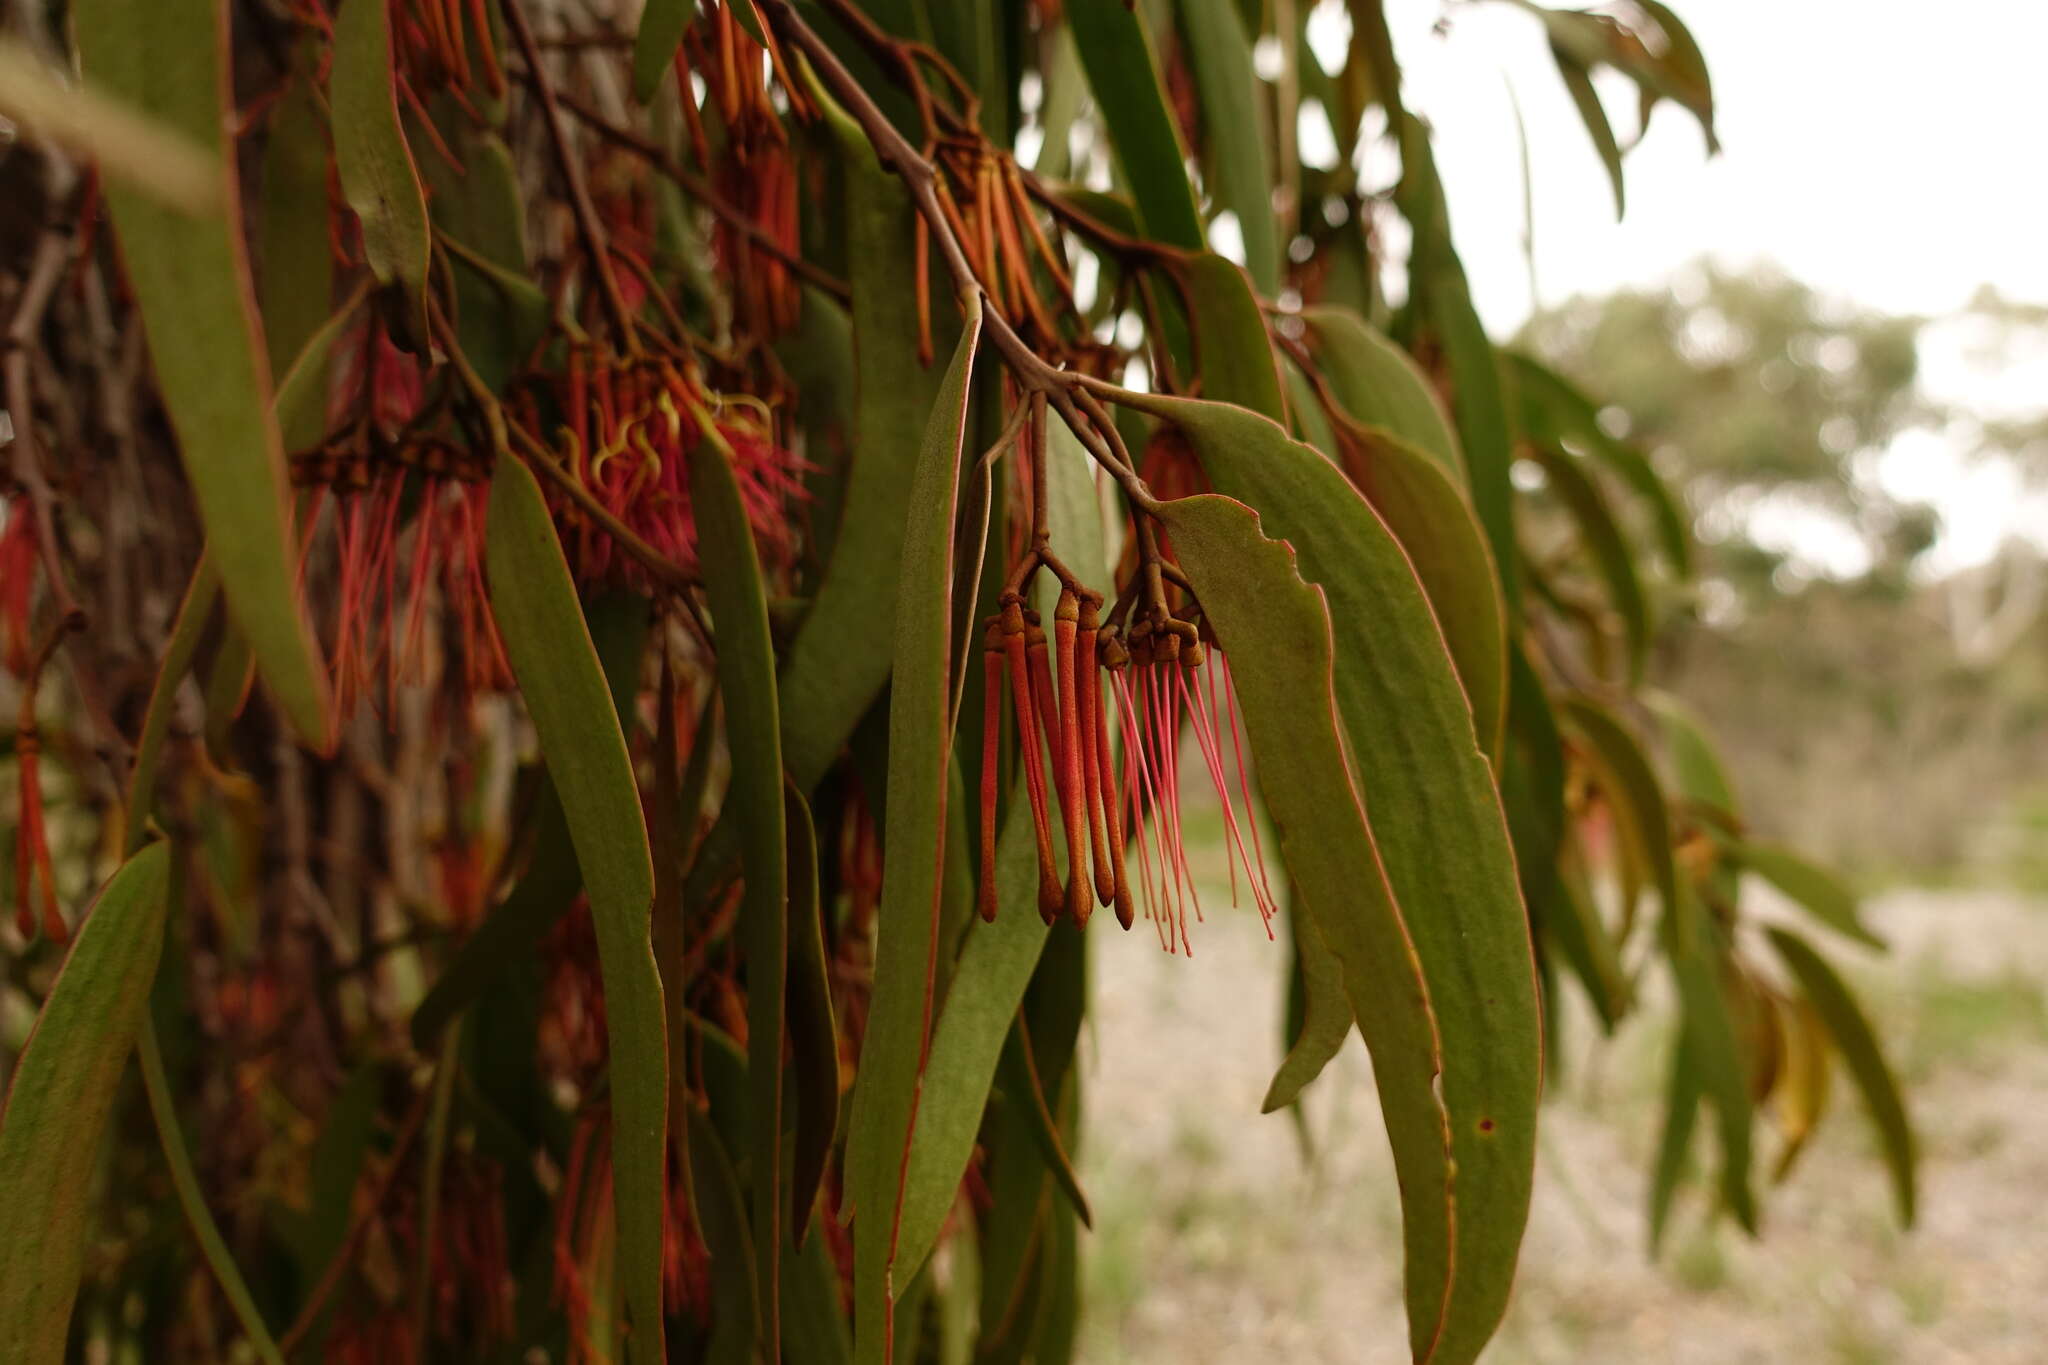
[1525, 265, 2048, 876]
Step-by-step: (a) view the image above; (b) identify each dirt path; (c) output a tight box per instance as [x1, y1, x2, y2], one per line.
[1077, 887, 2048, 1363]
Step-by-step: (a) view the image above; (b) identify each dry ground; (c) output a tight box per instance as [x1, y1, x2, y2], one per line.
[1076, 871, 2048, 1364]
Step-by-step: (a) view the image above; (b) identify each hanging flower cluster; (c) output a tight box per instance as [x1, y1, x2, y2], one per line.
[519, 350, 806, 589]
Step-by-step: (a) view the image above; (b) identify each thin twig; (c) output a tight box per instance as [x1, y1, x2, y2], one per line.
[498, 0, 639, 346]
[275, 1078, 437, 1357]
[753, 0, 1159, 516]
[546, 85, 852, 303]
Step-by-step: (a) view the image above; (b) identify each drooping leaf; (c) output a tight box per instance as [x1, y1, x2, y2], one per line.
[1667, 905, 1758, 1234]
[0, 37, 215, 213]
[1396, 118, 1519, 608]
[422, 123, 547, 392]
[74, 0, 333, 748]
[894, 411, 1109, 1287]
[1647, 1025, 1701, 1253]
[784, 1220, 854, 1365]
[1766, 928, 1917, 1225]
[1549, 44, 1625, 219]
[688, 1103, 762, 1364]
[1262, 888, 1357, 1113]
[633, 0, 695, 101]
[844, 304, 981, 1364]
[332, 0, 431, 303]
[785, 782, 839, 1240]
[998, 1022, 1092, 1229]
[1738, 842, 1884, 951]
[778, 87, 954, 791]
[1770, 996, 1832, 1184]
[124, 560, 217, 848]
[0, 842, 172, 1362]
[1302, 305, 1462, 476]
[1178, 253, 1288, 421]
[486, 456, 667, 1363]
[1159, 493, 1456, 1360]
[693, 426, 791, 1353]
[1549, 829, 1631, 1030]
[136, 1016, 286, 1364]
[1561, 696, 1684, 949]
[1122, 392, 1542, 1365]
[259, 61, 335, 452]
[1063, 0, 1206, 250]
[1175, 0, 1280, 292]
[1503, 351, 1692, 578]
[1346, 427, 1507, 762]
[1644, 688, 1736, 815]
[1529, 443, 1650, 682]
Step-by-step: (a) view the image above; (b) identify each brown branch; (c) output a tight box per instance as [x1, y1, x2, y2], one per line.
[498, 0, 639, 347]
[752, 0, 1158, 514]
[546, 86, 852, 304]
[5, 223, 128, 770]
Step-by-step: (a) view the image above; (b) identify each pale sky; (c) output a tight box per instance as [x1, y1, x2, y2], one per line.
[1318, 0, 2048, 576]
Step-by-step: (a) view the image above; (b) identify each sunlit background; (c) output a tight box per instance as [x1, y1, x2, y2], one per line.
[1069, 4, 2048, 1361]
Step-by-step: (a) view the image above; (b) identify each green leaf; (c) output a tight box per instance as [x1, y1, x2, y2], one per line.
[125, 560, 217, 850]
[1549, 829, 1631, 1030]
[999, 1022, 1092, 1229]
[1529, 444, 1650, 682]
[633, 0, 695, 101]
[1668, 906, 1758, 1233]
[1502, 352, 1692, 578]
[332, 0, 430, 302]
[1644, 688, 1736, 815]
[259, 61, 335, 452]
[784, 1220, 854, 1365]
[410, 782, 579, 1048]
[423, 124, 547, 393]
[688, 1103, 762, 1364]
[1561, 696, 1683, 949]
[784, 782, 839, 1240]
[845, 304, 982, 1363]
[1346, 427, 1507, 763]
[1766, 928, 1917, 1224]
[1064, 0, 1206, 250]
[1158, 493, 1456, 1360]
[692, 425, 791, 1354]
[1302, 306, 1462, 476]
[74, 0, 333, 749]
[1647, 1025, 1702, 1253]
[1630, 0, 1718, 150]
[0, 842, 172, 1362]
[1550, 45, 1625, 219]
[1396, 118, 1518, 608]
[778, 87, 954, 791]
[137, 1017, 285, 1364]
[1181, 252, 1287, 419]
[1740, 842, 1884, 951]
[1263, 894, 1356, 1113]
[1175, 0, 1280, 293]
[0, 37, 215, 214]
[486, 456, 667, 1363]
[892, 405, 1110, 1288]
[1122, 393, 1542, 1365]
